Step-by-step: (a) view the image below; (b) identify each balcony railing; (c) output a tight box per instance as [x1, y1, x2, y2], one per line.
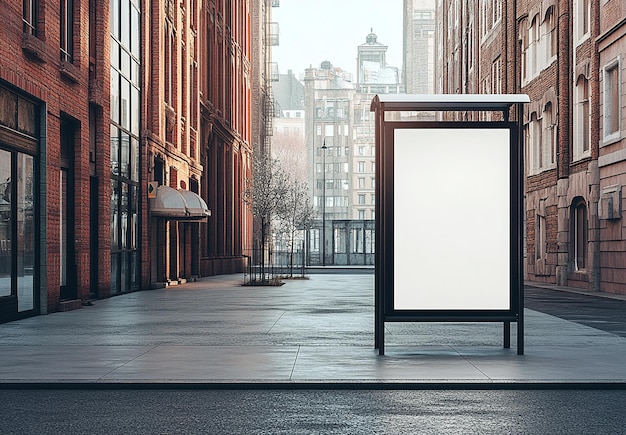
[270, 62, 279, 82]
[267, 22, 279, 46]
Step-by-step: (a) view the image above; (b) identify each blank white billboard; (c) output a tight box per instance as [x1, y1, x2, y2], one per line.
[393, 128, 511, 310]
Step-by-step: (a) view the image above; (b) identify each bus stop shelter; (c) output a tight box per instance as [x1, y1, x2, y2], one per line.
[370, 94, 530, 355]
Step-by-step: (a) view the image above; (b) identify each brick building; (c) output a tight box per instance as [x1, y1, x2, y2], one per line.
[0, 0, 254, 322]
[438, 1, 626, 294]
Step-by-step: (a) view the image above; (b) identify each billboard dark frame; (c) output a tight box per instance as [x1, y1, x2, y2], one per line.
[371, 94, 528, 356]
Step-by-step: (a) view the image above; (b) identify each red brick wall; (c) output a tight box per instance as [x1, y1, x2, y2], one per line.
[1, 0, 96, 311]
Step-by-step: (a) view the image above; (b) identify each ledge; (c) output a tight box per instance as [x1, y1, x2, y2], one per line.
[22, 33, 47, 63]
[59, 60, 80, 83]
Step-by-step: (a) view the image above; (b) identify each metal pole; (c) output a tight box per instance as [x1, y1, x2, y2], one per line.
[322, 139, 327, 266]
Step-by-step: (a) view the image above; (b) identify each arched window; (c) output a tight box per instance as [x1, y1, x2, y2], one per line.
[574, 75, 590, 157]
[519, 18, 529, 82]
[543, 7, 556, 63]
[528, 112, 542, 172]
[529, 16, 539, 77]
[570, 198, 587, 271]
[543, 102, 554, 167]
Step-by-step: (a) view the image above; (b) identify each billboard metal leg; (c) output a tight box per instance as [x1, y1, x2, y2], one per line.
[517, 315, 524, 355]
[504, 322, 511, 348]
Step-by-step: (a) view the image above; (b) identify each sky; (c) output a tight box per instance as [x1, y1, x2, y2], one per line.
[271, 0, 404, 79]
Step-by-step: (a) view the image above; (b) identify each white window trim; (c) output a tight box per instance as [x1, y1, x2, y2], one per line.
[573, 76, 592, 161]
[574, 0, 591, 46]
[603, 56, 622, 145]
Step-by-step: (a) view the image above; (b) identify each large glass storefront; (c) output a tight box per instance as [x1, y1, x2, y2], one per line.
[0, 85, 38, 321]
[110, 0, 141, 294]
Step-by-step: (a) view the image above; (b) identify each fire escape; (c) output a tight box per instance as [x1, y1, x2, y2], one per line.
[262, 11, 280, 155]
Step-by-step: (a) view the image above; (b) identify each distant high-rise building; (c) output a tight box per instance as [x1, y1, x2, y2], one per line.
[357, 30, 401, 94]
[272, 70, 306, 183]
[273, 70, 306, 113]
[303, 32, 402, 265]
[403, 0, 436, 94]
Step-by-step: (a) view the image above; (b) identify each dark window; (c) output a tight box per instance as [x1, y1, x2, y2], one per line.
[23, 0, 38, 35]
[60, 0, 74, 62]
[570, 198, 587, 271]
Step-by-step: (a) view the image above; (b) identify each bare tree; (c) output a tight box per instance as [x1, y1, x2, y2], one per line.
[272, 129, 308, 183]
[243, 153, 288, 281]
[276, 178, 315, 277]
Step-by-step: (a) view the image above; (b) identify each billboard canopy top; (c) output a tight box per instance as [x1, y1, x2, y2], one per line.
[370, 94, 530, 112]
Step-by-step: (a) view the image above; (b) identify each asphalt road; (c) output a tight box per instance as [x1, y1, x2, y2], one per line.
[2, 389, 626, 434]
[525, 286, 626, 337]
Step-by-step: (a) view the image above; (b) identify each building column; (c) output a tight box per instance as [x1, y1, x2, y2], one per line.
[588, 161, 601, 291]
[556, 178, 570, 286]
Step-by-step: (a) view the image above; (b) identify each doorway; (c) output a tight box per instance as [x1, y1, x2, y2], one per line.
[59, 119, 77, 301]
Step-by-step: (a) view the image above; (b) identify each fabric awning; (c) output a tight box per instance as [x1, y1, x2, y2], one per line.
[177, 188, 211, 219]
[149, 185, 210, 221]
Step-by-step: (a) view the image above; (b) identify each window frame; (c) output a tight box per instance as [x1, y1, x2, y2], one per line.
[60, 0, 74, 62]
[574, 0, 590, 44]
[603, 57, 622, 144]
[573, 74, 591, 160]
[23, 0, 38, 36]
[570, 198, 588, 272]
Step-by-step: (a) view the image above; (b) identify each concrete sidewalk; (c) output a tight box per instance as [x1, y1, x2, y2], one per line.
[1, 273, 626, 387]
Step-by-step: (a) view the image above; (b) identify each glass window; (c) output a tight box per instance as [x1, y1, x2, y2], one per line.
[121, 50, 131, 78]
[543, 103, 555, 167]
[120, 0, 130, 48]
[605, 62, 621, 138]
[130, 137, 139, 181]
[352, 228, 363, 253]
[110, 68, 120, 123]
[131, 4, 140, 57]
[574, 75, 590, 157]
[110, 0, 120, 39]
[131, 59, 140, 87]
[110, 125, 119, 175]
[23, 0, 38, 35]
[519, 18, 529, 82]
[571, 198, 587, 271]
[120, 131, 129, 178]
[121, 77, 130, 129]
[575, 0, 590, 41]
[130, 186, 138, 250]
[309, 229, 319, 252]
[334, 228, 346, 253]
[17, 153, 34, 312]
[121, 183, 129, 248]
[0, 149, 12, 297]
[60, 0, 74, 62]
[365, 229, 374, 253]
[110, 179, 119, 248]
[110, 253, 119, 293]
[131, 85, 140, 135]
[110, 39, 120, 69]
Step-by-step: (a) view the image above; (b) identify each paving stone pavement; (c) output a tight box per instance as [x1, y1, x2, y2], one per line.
[1, 273, 625, 386]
